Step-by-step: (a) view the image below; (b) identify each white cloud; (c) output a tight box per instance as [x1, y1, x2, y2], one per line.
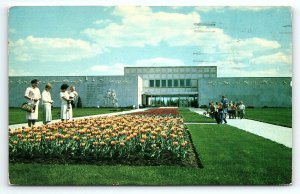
[83, 6, 201, 48]
[10, 36, 101, 62]
[94, 19, 111, 26]
[87, 57, 187, 76]
[87, 64, 124, 75]
[83, 6, 281, 60]
[135, 57, 185, 67]
[250, 52, 291, 65]
[90, 65, 110, 72]
[195, 6, 275, 13]
[237, 38, 280, 50]
[8, 6, 288, 78]
[9, 68, 32, 76]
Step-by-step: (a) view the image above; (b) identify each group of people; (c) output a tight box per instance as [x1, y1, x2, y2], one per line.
[24, 79, 78, 127]
[207, 96, 246, 124]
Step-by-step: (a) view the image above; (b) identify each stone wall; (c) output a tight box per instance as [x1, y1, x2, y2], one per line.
[9, 76, 139, 108]
[198, 77, 292, 107]
[9, 75, 292, 108]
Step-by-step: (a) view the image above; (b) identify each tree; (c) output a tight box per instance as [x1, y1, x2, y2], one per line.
[77, 96, 82, 108]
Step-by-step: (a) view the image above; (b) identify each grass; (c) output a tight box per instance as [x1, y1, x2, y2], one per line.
[9, 124, 292, 185]
[179, 108, 215, 123]
[245, 108, 292, 127]
[9, 107, 131, 125]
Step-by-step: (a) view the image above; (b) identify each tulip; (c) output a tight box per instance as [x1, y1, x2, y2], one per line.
[100, 141, 105, 146]
[110, 141, 116, 146]
[73, 136, 79, 141]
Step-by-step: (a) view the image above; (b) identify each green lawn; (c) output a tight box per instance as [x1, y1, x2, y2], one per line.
[245, 108, 292, 127]
[9, 124, 292, 185]
[9, 107, 131, 125]
[179, 108, 215, 123]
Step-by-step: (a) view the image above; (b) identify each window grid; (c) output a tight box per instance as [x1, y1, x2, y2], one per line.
[149, 79, 196, 88]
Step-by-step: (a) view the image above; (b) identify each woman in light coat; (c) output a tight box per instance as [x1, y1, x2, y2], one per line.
[42, 83, 53, 124]
[60, 84, 72, 121]
[24, 79, 41, 127]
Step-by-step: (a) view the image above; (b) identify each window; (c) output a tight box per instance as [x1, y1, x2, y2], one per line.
[155, 80, 160, 87]
[180, 79, 185, 87]
[167, 79, 172, 87]
[174, 80, 178, 87]
[186, 79, 191, 87]
[150, 80, 154, 87]
[162, 80, 166, 87]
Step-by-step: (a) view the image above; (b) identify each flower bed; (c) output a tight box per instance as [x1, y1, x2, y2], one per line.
[9, 115, 196, 166]
[132, 108, 180, 116]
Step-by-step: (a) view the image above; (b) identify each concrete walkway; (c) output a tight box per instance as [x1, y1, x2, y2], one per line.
[189, 108, 292, 148]
[9, 108, 150, 131]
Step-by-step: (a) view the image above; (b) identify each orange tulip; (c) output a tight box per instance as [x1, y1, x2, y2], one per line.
[100, 141, 105, 146]
[73, 136, 79, 141]
[110, 141, 116, 146]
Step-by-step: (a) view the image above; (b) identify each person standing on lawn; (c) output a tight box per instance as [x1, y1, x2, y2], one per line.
[238, 101, 246, 119]
[24, 79, 41, 127]
[42, 83, 53, 124]
[60, 84, 72, 121]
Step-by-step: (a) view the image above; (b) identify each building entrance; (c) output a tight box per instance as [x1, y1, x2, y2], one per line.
[144, 95, 198, 107]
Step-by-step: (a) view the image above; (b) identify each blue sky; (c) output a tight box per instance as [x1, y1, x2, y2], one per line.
[8, 6, 292, 77]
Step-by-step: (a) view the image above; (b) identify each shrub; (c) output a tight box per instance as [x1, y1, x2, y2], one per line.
[199, 105, 208, 109]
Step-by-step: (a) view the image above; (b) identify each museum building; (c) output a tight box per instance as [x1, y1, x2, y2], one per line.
[9, 66, 292, 108]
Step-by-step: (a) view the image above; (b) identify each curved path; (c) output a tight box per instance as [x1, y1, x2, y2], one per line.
[189, 108, 292, 148]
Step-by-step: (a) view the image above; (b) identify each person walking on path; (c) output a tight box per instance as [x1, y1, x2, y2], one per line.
[217, 102, 227, 124]
[238, 101, 246, 119]
[24, 79, 41, 127]
[42, 83, 53, 124]
[60, 84, 73, 121]
[221, 95, 229, 119]
[208, 101, 216, 119]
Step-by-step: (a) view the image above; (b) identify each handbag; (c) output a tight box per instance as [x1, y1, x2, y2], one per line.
[20, 102, 35, 112]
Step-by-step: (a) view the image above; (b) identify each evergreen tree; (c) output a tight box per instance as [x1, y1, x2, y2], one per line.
[77, 96, 82, 108]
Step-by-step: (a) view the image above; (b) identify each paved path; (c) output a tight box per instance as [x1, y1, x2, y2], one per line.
[9, 108, 150, 131]
[189, 108, 292, 148]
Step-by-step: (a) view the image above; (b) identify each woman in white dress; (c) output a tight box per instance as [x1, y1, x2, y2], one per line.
[60, 84, 72, 121]
[42, 83, 53, 124]
[24, 79, 41, 127]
